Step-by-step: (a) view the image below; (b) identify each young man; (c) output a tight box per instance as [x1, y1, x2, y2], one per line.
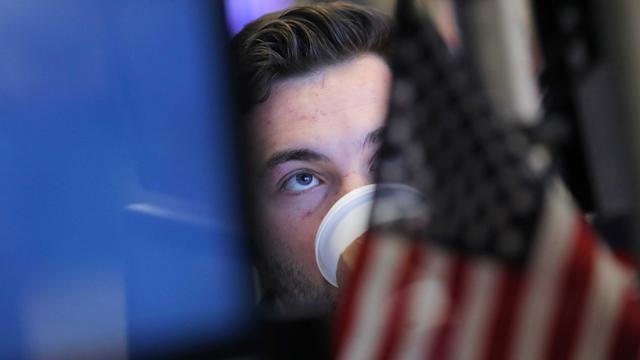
[231, 2, 392, 312]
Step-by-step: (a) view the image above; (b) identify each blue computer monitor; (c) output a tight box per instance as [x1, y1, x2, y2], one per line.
[0, 1, 253, 358]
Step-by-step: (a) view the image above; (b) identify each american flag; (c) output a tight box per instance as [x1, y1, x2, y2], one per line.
[335, 0, 640, 359]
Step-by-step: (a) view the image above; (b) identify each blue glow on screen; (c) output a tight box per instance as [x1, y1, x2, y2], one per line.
[224, 0, 293, 35]
[0, 1, 253, 359]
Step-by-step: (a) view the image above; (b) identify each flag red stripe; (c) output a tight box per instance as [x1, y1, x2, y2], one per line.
[335, 231, 376, 353]
[508, 187, 577, 360]
[483, 266, 526, 360]
[428, 255, 469, 360]
[607, 285, 640, 359]
[375, 241, 425, 360]
[545, 217, 595, 359]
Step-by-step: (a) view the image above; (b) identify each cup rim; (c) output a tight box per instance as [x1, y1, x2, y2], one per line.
[314, 183, 424, 287]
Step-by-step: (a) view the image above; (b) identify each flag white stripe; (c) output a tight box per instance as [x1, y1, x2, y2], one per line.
[511, 183, 578, 360]
[339, 236, 410, 360]
[449, 258, 500, 360]
[572, 247, 633, 360]
[395, 248, 451, 360]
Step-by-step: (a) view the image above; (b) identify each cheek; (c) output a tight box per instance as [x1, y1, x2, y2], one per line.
[259, 192, 335, 258]
[259, 209, 320, 275]
[269, 187, 328, 219]
[263, 202, 323, 243]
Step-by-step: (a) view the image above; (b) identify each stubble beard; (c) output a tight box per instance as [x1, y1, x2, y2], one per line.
[260, 247, 338, 314]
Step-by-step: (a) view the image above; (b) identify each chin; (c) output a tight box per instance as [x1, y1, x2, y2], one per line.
[270, 277, 338, 315]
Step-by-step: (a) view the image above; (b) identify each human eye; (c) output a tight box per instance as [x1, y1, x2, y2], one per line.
[280, 171, 322, 194]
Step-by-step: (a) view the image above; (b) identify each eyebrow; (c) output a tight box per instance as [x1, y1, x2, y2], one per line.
[263, 127, 386, 171]
[264, 149, 331, 170]
[362, 126, 385, 150]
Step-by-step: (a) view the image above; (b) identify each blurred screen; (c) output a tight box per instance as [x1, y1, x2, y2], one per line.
[0, 1, 253, 359]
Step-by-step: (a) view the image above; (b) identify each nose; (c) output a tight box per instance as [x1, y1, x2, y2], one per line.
[336, 171, 373, 199]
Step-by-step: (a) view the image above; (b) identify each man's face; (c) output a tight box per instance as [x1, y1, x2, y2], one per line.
[251, 54, 392, 308]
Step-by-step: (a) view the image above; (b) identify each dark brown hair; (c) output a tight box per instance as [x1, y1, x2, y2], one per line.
[231, 1, 392, 111]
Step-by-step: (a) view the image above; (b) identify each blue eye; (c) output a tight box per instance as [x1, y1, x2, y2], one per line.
[282, 172, 321, 193]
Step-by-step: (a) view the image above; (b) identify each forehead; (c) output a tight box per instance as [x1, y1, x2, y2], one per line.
[251, 54, 392, 154]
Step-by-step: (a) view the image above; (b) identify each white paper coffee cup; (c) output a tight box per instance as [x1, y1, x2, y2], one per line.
[314, 183, 427, 287]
